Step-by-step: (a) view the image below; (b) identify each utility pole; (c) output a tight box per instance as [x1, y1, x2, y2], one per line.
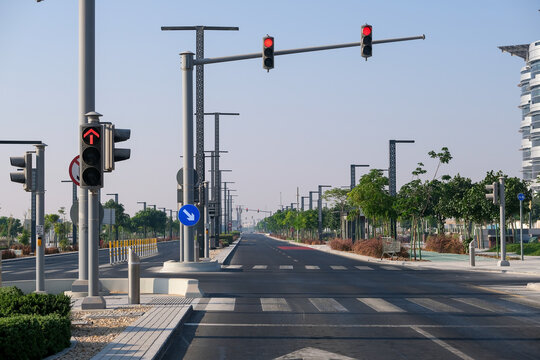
[389, 140, 415, 239]
[301, 196, 309, 211]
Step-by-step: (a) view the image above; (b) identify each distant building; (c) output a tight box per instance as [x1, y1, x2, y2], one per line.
[500, 40, 540, 188]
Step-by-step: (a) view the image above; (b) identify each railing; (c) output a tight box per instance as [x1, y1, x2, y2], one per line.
[109, 238, 158, 265]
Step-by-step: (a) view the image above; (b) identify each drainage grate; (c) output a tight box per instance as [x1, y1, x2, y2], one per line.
[148, 297, 195, 306]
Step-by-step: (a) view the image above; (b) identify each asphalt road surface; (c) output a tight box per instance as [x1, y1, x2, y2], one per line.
[163, 233, 540, 360]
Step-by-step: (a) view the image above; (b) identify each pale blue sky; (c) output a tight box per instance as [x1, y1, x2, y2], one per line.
[0, 0, 539, 223]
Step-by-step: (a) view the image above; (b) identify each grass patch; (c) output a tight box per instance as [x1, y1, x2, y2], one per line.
[487, 243, 540, 255]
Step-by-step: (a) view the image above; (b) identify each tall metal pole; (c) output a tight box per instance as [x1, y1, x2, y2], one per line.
[318, 185, 331, 241]
[309, 191, 318, 211]
[389, 140, 414, 239]
[204, 182, 209, 258]
[181, 51, 195, 262]
[72, 182, 78, 245]
[498, 177, 510, 267]
[520, 198, 524, 261]
[35, 144, 46, 293]
[350, 165, 369, 241]
[77, 0, 94, 288]
[31, 169, 36, 251]
[106, 193, 118, 241]
[222, 182, 228, 234]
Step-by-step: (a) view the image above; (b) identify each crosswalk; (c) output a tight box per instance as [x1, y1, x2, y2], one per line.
[221, 264, 408, 271]
[193, 295, 540, 315]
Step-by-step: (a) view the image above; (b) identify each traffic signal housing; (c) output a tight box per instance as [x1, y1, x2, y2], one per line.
[485, 182, 499, 205]
[10, 152, 32, 192]
[80, 123, 103, 189]
[263, 35, 274, 71]
[103, 123, 131, 172]
[361, 24, 372, 60]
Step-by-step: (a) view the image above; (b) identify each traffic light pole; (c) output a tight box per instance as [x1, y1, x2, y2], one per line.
[498, 177, 510, 267]
[35, 144, 46, 293]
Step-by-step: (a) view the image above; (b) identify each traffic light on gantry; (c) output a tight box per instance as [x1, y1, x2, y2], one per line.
[485, 182, 499, 205]
[104, 123, 131, 172]
[263, 35, 274, 71]
[9, 152, 32, 192]
[80, 123, 103, 189]
[361, 24, 372, 60]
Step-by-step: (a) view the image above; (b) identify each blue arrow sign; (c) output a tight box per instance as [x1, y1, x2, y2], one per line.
[178, 204, 200, 226]
[518, 193, 525, 201]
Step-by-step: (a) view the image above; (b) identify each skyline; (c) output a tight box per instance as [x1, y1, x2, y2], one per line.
[1, 1, 539, 221]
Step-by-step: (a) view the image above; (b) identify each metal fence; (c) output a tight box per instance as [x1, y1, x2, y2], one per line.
[382, 237, 401, 259]
[109, 238, 157, 265]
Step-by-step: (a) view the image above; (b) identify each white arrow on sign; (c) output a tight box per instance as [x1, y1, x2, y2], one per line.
[274, 347, 356, 360]
[183, 209, 195, 221]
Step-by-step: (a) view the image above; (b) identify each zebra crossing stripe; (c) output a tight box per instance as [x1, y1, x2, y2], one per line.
[305, 265, 320, 270]
[358, 298, 405, 313]
[280, 265, 293, 270]
[355, 266, 373, 270]
[224, 265, 243, 269]
[252, 265, 268, 270]
[330, 266, 347, 270]
[407, 298, 462, 313]
[260, 298, 292, 312]
[380, 265, 401, 271]
[452, 297, 509, 313]
[205, 298, 236, 311]
[309, 298, 348, 312]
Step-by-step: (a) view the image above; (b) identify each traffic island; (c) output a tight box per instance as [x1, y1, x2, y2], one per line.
[160, 259, 221, 273]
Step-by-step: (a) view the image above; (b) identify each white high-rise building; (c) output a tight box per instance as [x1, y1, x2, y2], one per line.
[500, 40, 540, 187]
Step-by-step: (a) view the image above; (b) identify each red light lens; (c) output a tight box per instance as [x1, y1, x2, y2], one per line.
[264, 38, 273, 47]
[362, 26, 372, 36]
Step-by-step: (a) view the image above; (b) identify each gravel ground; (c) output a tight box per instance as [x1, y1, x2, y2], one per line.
[55, 306, 152, 360]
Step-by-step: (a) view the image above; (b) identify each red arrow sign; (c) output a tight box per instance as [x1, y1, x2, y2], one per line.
[83, 128, 100, 145]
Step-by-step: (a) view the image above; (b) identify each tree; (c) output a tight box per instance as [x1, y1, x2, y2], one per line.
[323, 188, 351, 238]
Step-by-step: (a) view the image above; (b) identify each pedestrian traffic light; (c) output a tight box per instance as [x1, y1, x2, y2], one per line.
[103, 123, 131, 172]
[80, 123, 103, 189]
[485, 182, 499, 205]
[263, 35, 274, 71]
[9, 152, 32, 192]
[361, 24, 372, 60]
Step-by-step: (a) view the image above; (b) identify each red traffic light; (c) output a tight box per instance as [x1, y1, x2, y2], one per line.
[362, 26, 372, 36]
[264, 38, 274, 48]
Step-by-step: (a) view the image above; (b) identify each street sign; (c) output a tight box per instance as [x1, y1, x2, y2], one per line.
[70, 201, 104, 225]
[518, 193, 525, 201]
[69, 155, 80, 186]
[176, 168, 199, 186]
[178, 204, 200, 226]
[36, 225, 44, 236]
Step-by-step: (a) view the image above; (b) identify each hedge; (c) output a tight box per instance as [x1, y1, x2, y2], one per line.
[0, 290, 71, 318]
[0, 314, 71, 360]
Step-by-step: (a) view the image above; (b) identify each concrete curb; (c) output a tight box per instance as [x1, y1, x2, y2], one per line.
[214, 237, 242, 265]
[154, 306, 193, 360]
[264, 234, 540, 276]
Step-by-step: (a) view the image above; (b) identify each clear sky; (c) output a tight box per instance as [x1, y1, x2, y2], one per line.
[0, 0, 539, 224]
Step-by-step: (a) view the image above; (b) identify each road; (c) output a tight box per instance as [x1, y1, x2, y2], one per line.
[1, 240, 181, 281]
[163, 233, 540, 360]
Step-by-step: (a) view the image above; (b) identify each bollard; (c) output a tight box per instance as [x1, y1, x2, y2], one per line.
[128, 247, 141, 304]
[469, 239, 476, 267]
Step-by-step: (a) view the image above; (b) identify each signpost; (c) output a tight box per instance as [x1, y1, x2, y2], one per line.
[178, 204, 201, 227]
[69, 155, 81, 186]
[518, 193, 525, 261]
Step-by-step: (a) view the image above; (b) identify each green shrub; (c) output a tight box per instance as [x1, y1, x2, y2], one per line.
[0, 286, 24, 298]
[0, 314, 70, 360]
[0, 292, 71, 318]
[219, 234, 234, 244]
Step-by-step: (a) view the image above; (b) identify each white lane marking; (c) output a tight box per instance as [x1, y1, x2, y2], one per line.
[411, 326, 475, 360]
[223, 265, 242, 269]
[407, 298, 463, 313]
[205, 298, 236, 311]
[500, 296, 540, 311]
[252, 265, 267, 270]
[330, 266, 347, 270]
[279, 265, 293, 270]
[184, 323, 536, 329]
[453, 297, 509, 313]
[305, 265, 320, 270]
[355, 266, 373, 270]
[380, 265, 401, 271]
[309, 298, 348, 312]
[358, 298, 405, 313]
[260, 298, 292, 312]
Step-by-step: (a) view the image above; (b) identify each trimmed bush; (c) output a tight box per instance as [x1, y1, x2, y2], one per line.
[1, 250, 16, 259]
[10, 244, 32, 255]
[352, 238, 383, 258]
[0, 292, 71, 318]
[425, 234, 465, 254]
[44, 247, 59, 255]
[329, 238, 353, 251]
[0, 314, 70, 360]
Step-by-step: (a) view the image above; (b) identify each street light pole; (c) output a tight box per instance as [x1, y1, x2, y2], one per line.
[309, 191, 318, 211]
[106, 193, 119, 241]
[62, 180, 78, 246]
[350, 164, 369, 241]
[318, 185, 331, 241]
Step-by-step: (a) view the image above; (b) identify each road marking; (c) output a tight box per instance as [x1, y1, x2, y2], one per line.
[330, 266, 347, 270]
[357, 298, 405, 312]
[305, 265, 320, 270]
[260, 298, 292, 312]
[223, 265, 242, 269]
[411, 326, 474, 360]
[205, 298, 236, 311]
[380, 265, 401, 271]
[252, 265, 267, 270]
[274, 347, 355, 360]
[355, 266, 373, 270]
[452, 297, 509, 313]
[184, 323, 539, 329]
[309, 298, 348, 312]
[279, 265, 293, 270]
[407, 298, 462, 313]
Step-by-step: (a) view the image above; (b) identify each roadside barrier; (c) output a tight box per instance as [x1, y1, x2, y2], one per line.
[109, 238, 158, 265]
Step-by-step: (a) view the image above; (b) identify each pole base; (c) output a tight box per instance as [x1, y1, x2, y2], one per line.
[81, 295, 107, 310]
[497, 260, 510, 267]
